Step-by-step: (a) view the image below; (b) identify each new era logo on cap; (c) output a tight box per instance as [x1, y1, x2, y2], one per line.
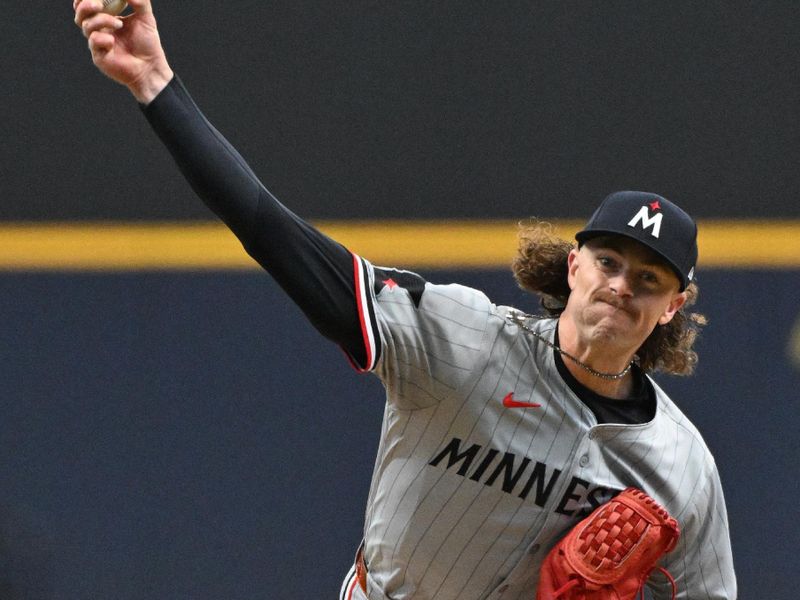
[575, 191, 698, 291]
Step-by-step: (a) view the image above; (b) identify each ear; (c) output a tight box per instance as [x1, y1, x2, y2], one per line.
[658, 291, 687, 326]
[567, 248, 580, 291]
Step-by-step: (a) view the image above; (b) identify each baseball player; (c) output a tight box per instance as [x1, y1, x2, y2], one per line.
[75, 1, 737, 598]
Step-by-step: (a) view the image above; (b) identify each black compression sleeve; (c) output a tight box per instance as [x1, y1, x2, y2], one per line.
[140, 75, 374, 369]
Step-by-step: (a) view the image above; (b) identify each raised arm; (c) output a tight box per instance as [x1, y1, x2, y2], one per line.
[74, 0, 379, 370]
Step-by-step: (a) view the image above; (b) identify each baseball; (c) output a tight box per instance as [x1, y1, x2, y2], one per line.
[101, 0, 127, 15]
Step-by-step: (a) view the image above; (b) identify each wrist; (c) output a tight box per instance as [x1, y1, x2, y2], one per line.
[128, 63, 174, 105]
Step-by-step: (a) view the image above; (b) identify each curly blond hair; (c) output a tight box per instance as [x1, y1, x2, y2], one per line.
[511, 220, 707, 375]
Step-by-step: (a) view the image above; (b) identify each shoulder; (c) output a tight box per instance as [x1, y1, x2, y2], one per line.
[366, 260, 551, 358]
[370, 265, 499, 324]
[648, 379, 705, 439]
[641, 381, 733, 536]
[647, 378, 723, 489]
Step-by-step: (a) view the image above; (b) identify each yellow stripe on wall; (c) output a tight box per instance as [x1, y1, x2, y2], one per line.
[0, 220, 798, 270]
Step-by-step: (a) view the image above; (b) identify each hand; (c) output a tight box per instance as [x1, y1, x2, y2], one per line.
[74, 0, 174, 104]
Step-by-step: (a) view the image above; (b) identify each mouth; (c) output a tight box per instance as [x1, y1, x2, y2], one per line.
[593, 295, 633, 318]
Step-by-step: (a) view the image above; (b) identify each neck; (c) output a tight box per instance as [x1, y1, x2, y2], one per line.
[557, 317, 637, 399]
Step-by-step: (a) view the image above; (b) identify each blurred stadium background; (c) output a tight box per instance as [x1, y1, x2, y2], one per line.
[2, 2, 798, 598]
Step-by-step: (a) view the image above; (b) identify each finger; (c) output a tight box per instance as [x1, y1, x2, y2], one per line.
[74, 0, 103, 27]
[81, 12, 124, 38]
[88, 30, 116, 55]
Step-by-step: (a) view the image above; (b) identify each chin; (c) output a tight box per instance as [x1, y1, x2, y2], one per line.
[587, 323, 623, 344]
[584, 312, 636, 345]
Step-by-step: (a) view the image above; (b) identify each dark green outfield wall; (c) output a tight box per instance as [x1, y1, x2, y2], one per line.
[5, 2, 799, 221]
[0, 269, 796, 599]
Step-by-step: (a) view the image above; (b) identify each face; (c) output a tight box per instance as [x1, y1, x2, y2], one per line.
[564, 236, 687, 352]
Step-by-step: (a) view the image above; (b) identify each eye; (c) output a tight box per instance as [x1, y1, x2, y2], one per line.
[597, 255, 618, 270]
[640, 271, 660, 285]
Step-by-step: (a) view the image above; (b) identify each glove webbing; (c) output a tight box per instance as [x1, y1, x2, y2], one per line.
[578, 500, 657, 569]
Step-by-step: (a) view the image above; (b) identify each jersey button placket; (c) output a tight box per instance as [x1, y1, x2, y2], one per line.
[581, 429, 598, 467]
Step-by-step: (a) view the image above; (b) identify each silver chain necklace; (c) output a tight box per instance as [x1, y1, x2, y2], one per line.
[507, 312, 634, 381]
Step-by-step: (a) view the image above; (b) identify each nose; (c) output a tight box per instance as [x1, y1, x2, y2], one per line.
[608, 272, 634, 297]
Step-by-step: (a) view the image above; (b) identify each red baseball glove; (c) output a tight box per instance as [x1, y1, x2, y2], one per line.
[537, 487, 680, 600]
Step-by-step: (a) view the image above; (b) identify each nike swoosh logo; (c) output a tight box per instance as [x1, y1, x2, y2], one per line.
[502, 392, 541, 409]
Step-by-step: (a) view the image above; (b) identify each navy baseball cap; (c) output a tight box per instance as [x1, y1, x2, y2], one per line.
[575, 191, 698, 291]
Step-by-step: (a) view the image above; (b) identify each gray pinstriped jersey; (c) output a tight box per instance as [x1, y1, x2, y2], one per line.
[352, 256, 736, 600]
